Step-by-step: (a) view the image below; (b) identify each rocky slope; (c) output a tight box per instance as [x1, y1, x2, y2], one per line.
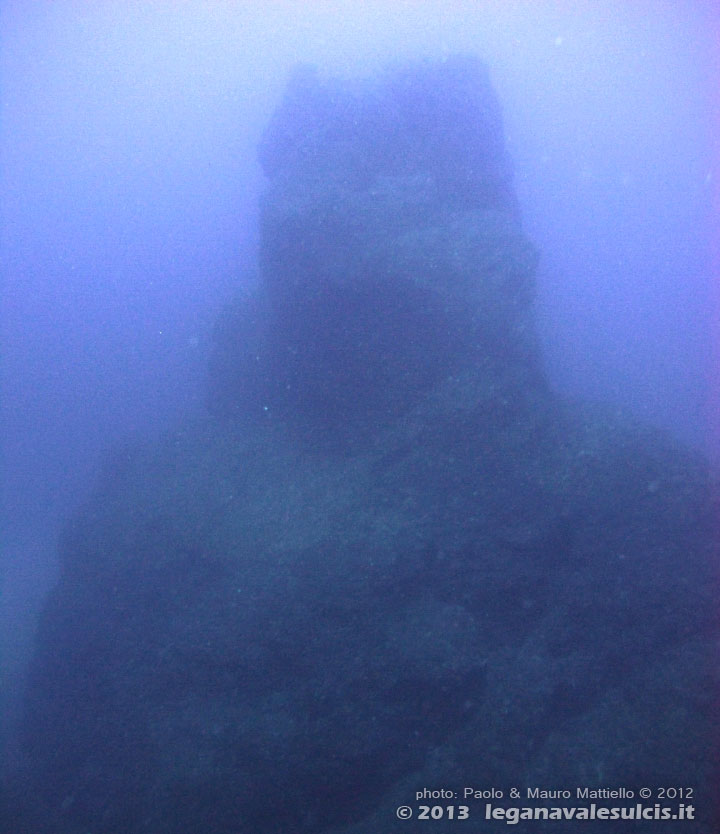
[5, 56, 718, 834]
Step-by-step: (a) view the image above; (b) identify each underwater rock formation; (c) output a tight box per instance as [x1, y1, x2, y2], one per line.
[209, 56, 539, 435]
[5, 56, 719, 834]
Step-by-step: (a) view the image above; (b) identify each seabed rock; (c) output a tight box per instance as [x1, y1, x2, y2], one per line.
[4, 56, 719, 834]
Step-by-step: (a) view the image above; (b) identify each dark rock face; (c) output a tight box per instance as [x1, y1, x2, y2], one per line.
[209, 57, 539, 435]
[6, 58, 719, 834]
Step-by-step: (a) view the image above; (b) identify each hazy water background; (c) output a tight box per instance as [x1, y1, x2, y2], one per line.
[1, 0, 717, 768]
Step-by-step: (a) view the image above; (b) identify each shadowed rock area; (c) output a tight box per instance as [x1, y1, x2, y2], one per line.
[4, 56, 719, 834]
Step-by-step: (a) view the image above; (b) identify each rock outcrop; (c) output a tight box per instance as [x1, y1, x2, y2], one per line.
[208, 56, 539, 437]
[5, 56, 719, 834]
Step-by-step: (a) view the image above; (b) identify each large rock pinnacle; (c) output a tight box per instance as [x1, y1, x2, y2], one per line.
[5, 57, 718, 834]
[209, 56, 541, 434]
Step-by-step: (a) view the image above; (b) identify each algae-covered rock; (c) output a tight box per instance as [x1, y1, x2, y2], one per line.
[6, 56, 718, 834]
[211, 56, 539, 434]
